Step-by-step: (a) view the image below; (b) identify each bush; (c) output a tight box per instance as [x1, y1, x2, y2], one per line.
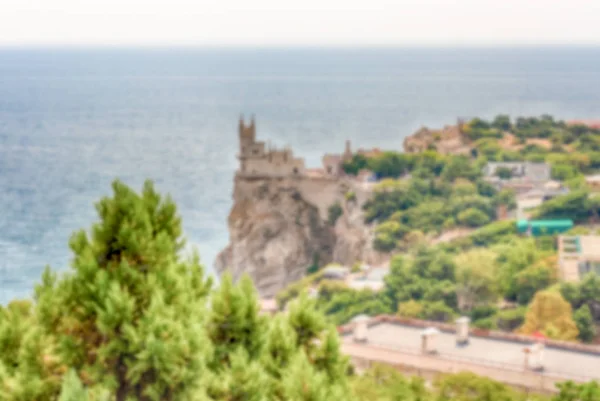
[397, 300, 424, 318]
[472, 317, 497, 330]
[457, 208, 490, 227]
[470, 305, 499, 322]
[345, 191, 357, 202]
[496, 307, 526, 331]
[328, 202, 343, 226]
[374, 232, 397, 252]
[495, 167, 513, 179]
[421, 301, 456, 322]
[574, 305, 597, 343]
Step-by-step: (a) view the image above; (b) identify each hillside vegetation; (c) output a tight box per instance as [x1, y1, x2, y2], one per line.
[290, 115, 600, 343]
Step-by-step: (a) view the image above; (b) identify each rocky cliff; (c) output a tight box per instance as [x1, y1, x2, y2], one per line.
[214, 175, 386, 297]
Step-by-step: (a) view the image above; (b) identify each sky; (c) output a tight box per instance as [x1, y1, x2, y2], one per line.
[0, 0, 599, 47]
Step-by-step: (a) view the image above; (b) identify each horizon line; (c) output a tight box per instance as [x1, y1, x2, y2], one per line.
[1, 42, 600, 50]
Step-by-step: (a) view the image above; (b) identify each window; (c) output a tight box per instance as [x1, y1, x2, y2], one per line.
[293, 167, 298, 174]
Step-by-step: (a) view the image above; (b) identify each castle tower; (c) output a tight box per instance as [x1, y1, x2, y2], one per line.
[238, 115, 257, 173]
[239, 115, 256, 143]
[343, 139, 352, 162]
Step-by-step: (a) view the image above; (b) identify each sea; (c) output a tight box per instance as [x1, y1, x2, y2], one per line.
[1, 47, 600, 304]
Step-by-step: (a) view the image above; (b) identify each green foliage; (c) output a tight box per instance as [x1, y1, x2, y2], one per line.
[454, 249, 498, 312]
[367, 151, 414, 179]
[58, 370, 92, 401]
[352, 363, 430, 401]
[342, 154, 369, 175]
[554, 380, 600, 401]
[574, 305, 597, 343]
[0, 180, 352, 401]
[495, 307, 527, 331]
[535, 190, 599, 223]
[552, 164, 581, 181]
[435, 371, 522, 401]
[492, 114, 512, 131]
[384, 250, 458, 318]
[495, 166, 513, 179]
[317, 285, 393, 325]
[560, 273, 600, 322]
[345, 191, 357, 202]
[457, 207, 490, 227]
[441, 156, 482, 182]
[328, 202, 343, 226]
[207, 274, 266, 367]
[364, 161, 501, 251]
[520, 290, 579, 341]
[514, 263, 555, 305]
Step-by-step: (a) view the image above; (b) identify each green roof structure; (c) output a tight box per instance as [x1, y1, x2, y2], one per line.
[516, 219, 574, 236]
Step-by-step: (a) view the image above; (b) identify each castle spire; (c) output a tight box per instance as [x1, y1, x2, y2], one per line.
[343, 139, 352, 161]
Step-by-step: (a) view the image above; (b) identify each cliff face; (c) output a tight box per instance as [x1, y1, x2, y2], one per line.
[215, 176, 385, 297]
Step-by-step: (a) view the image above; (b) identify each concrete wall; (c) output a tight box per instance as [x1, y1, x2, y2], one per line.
[243, 157, 306, 177]
[344, 343, 576, 395]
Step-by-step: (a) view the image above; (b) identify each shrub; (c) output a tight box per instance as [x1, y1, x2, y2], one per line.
[472, 317, 497, 330]
[495, 167, 513, 180]
[328, 202, 343, 226]
[421, 301, 457, 322]
[496, 307, 526, 331]
[397, 300, 424, 318]
[457, 208, 490, 227]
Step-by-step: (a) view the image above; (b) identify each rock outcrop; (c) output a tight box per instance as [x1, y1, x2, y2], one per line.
[215, 176, 385, 297]
[403, 123, 472, 155]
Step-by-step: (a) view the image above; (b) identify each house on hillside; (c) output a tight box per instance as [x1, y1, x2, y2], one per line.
[558, 235, 600, 282]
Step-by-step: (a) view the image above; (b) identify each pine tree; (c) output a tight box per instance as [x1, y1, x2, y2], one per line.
[35, 180, 213, 401]
[58, 370, 88, 401]
[280, 352, 349, 401]
[1, 179, 357, 401]
[261, 315, 298, 379]
[205, 349, 272, 401]
[206, 273, 267, 369]
[286, 292, 327, 357]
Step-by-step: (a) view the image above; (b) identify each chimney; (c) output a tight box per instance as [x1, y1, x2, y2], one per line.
[524, 343, 545, 371]
[456, 316, 470, 345]
[421, 327, 440, 354]
[352, 315, 370, 343]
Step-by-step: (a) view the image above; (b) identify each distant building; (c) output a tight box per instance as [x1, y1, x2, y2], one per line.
[567, 120, 600, 130]
[558, 236, 600, 282]
[322, 265, 350, 280]
[585, 175, 600, 190]
[484, 162, 551, 182]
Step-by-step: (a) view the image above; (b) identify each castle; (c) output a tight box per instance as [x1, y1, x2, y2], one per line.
[237, 116, 353, 179]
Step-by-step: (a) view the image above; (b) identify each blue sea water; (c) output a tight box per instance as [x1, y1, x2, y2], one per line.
[1, 47, 600, 304]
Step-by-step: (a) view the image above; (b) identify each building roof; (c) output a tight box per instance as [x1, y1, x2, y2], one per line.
[341, 320, 600, 381]
[567, 120, 600, 130]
